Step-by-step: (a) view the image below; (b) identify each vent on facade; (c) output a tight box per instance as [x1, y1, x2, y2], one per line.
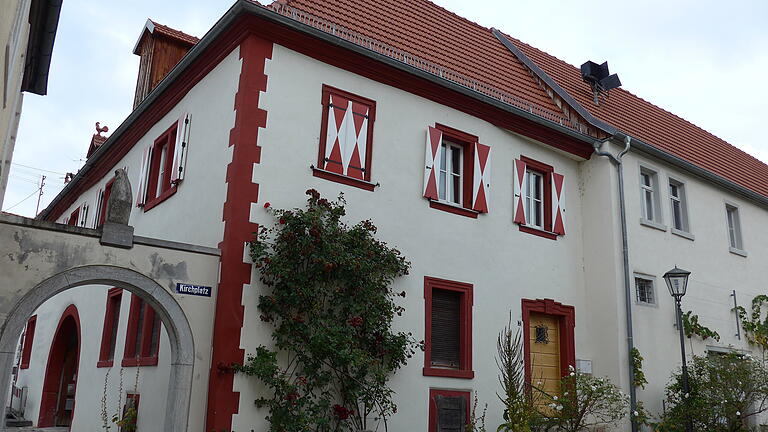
[132, 19, 199, 109]
[580, 61, 621, 105]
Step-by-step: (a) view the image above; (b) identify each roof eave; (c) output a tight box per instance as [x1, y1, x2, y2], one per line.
[38, 0, 598, 219]
[21, 0, 63, 95]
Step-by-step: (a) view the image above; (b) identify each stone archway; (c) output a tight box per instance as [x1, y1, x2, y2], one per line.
[0, 265, 195, 432]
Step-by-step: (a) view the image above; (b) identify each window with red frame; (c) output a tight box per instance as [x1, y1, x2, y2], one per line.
[96, 178, 115, 227]
[122, 295, 161, 367]
[314, 85, 377, 191]
[140, 123, 177, 211]
[513, 156, 567, 239]
[428, 388, 470, 432]
[122, 393, 139, 430]
[422, 124, 492, 218]
[97, 288, 123, 367]
[67, 207, 80, 226]
[19, 315, 36, 369]
[423, 277, 473, 379]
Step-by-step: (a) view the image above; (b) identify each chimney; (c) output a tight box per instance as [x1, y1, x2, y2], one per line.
[132, 19, 199, 109]
[87, 122, 109, 158]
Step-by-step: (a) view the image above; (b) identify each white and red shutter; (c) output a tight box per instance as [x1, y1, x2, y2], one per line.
[552, 172, 566, 235]
[171, 113, 191, 184]
[513, 159, 527, 224]
[344, 101, 369, 180]
[472, 143, 491, 213]
[136, 146, 152, 207]
[94, 188, 104, 228]
[323, 93, 349, 175]
[79, 202, 89, 227]
[423, 126, 442, 200]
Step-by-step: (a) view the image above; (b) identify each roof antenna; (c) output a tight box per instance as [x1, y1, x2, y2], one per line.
[581, 61, 621, 105]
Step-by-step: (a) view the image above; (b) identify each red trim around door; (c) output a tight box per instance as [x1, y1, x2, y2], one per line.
[521, 298, 575, 386]
[38, 304, 81, 427]
[205, 34, 273, 432]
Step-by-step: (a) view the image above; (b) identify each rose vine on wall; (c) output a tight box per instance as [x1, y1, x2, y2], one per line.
[681, 311, 720, 342]
[735, 294, 768, 351]
[237, 190, 419, 432]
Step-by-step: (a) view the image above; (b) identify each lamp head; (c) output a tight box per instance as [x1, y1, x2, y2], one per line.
[664, 266, 691, 299]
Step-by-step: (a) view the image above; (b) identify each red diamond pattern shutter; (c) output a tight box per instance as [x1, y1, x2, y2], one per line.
[552, 172, 566, 235]
[513, 159, 527, 224]
[472, 143, 491, 213]
[323, 93, 350, 175]
[136, 146, 152, 207]
[345, 101, 369, 180]
[171, 113, 191, 184]
[423, 126, 442, 200]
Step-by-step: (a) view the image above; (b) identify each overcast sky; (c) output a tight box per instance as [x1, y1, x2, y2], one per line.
[4, 0, 767, 217]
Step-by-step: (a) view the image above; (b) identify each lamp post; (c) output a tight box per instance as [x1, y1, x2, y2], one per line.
[663, 266, 693, 432]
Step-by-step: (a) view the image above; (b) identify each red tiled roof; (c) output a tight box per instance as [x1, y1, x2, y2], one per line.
[509, 37, 768, 198]
[270, 0, 768, 198]
[149, 20, 200, 45]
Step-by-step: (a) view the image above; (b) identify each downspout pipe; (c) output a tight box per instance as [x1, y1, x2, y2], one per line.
[594, 135, 637, 432]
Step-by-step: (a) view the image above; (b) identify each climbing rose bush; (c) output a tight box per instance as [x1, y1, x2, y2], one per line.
[237, 190, 418, 432]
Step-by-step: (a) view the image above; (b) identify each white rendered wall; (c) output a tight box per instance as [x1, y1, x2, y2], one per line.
[232, 43, 591, 431]
[37, 48, 242, 430]
[621, 150, 768, 424]
[13, 286, 171, 431]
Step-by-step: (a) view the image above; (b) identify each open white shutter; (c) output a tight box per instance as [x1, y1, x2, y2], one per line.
[552, 172, 566, 235]
[171, 113, 190, 184]
[472, 143, 491, 213]
[513, 159, 527, 225]
[423, 126, 442, 200]
[136, 146, 152, 207]
[93, 188, 104, 228]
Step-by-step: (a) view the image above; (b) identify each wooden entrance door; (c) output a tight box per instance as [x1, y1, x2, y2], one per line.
[528, 313, 561, 401]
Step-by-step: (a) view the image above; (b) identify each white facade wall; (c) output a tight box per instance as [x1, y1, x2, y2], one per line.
[233, 43, 591, 431]
[621, 150, 768, 423]
[18, 32, 768, 431]
[18, 47, 243, 429]
[13, 286, 171, 431]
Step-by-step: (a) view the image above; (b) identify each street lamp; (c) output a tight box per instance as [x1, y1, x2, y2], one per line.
[663, 266, 693, 432]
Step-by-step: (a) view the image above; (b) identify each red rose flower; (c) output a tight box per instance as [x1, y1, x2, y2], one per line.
[333, 404, 350, 420]
[348, 316, 364, 327]
[263, 202, 271, 208]
[279, 218, 286, 225]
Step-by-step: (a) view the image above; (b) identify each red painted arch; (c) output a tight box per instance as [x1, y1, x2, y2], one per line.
[38, 304, 81, 428]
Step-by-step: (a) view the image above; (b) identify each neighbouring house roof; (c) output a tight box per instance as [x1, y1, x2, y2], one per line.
[271, 0, 768, 199]
[132, 19, 200, 54]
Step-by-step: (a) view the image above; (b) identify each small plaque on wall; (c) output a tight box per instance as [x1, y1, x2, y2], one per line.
[176, 283, 212, 297]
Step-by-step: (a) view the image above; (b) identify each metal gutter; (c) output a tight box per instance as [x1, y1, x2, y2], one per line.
[21, 0, 63, 95]
[39, 0, 597, 220]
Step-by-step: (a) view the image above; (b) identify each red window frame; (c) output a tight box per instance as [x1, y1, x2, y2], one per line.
[97, 288, 123, 367]
[122, 393, 140, 430]
[428, 388, 470, 432]
[428, 124, 478, 219]
[122, 295, 161, 367]
[314, 85, 377, 191]
[518, 155, 555, 240]
[143, 123, 178, 212]
[423, 276, 473, 379]
[521, 298, 576, 386]
[98, 177, 115, 227]
[67, 207, 80, 226]
[19, 315, 36, 369]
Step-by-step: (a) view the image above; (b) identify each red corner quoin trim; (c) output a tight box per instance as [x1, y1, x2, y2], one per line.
[206, 35, 273, 432]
